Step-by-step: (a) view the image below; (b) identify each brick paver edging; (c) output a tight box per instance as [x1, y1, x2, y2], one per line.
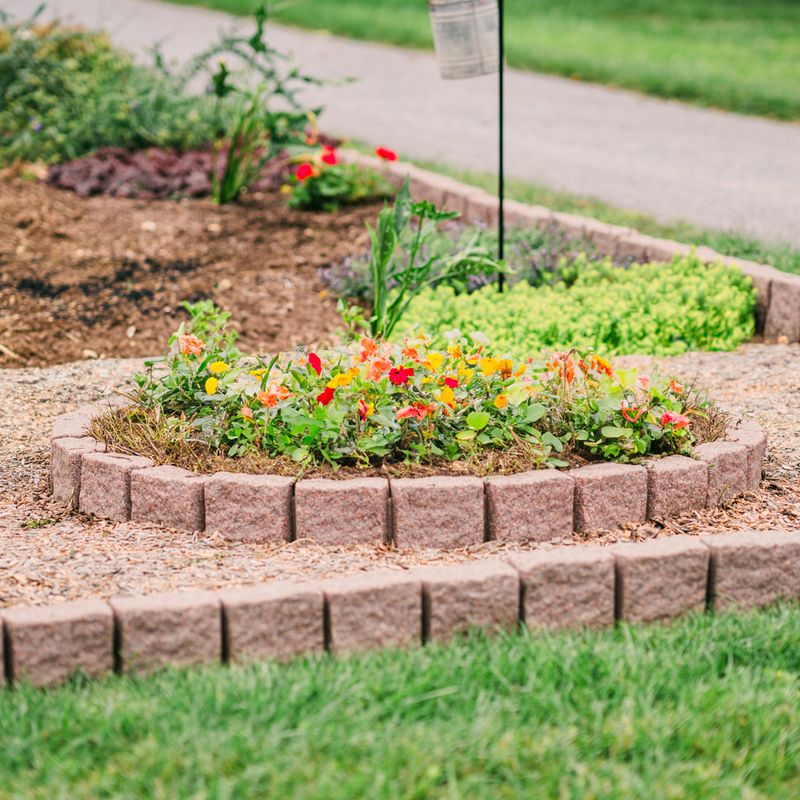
[343, 151, 799, 343]
[50, 406, 766, 545]
[2, 530, 798, 688]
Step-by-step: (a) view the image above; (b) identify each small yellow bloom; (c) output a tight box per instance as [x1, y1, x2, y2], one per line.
[208, 361, 229, 375]
[280, 184, 292, 194]
[457, 365, 474, 382]
[249, 368, 267, 378]
[480, 357, 498, 376]
[494, 394, 508, 409]
[424, 352, 444, 371]
[496, 359, 514, 378]
[437, 385, 455, 407]
[205, 376, 219, 395]
[514, 364, 527, 377]
[327, 369, 357, 389]
[447, 343, 462, 359]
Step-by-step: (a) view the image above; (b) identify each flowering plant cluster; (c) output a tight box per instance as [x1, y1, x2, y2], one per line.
[131, 303, 712, 470]
[285, 145, 397, 211]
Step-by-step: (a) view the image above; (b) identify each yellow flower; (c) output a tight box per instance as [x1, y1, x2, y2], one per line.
[457, 365, 474, 382]
[514, 364, 527, 377]
[494, 394, 508, 409]
[280, 184, 292, 194]
[208, 361, 229, 375]
[447, 343, 462, 359]
[249, 368, 267, 378]
[437, 385, 455, 407]
[205, 377, 219, 395]
[496, 359, 514, 378]
[424, 352, 444, 371]
[480, 357, 498, 376]
[327, 369, 357, 389]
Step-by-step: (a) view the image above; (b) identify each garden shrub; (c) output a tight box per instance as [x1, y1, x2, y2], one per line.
[397, 255, 756, 358]
[0, 20, 222, 164]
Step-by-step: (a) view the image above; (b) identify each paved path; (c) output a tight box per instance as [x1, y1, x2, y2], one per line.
[7, 0, 800, 245]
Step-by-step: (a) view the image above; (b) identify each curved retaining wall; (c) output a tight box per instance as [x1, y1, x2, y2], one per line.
[50, 405, 767, 546]
[1, 529, 798, 687]
[344, 151, 800, 343]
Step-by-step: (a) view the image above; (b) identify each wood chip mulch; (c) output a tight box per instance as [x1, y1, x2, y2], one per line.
[1, 344, 798, 608]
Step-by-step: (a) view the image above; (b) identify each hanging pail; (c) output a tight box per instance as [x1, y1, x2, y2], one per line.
[428, 0, 499, 80]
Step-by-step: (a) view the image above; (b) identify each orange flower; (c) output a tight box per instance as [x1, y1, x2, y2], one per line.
[546, 352, 575, 384]
[257, 381, 292, 408]
[590, 355, 613, 377]
[494, 394, 508, 409]
[670, 379, 684, 394]
[358, 337, 378, 363]
[366, 356, 392, 381]
[396, 402, 435, 421]
[402, 344, 420, 362]
[178, 334, 204, 356]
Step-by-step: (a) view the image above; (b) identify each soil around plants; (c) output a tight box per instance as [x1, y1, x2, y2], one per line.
[0, 176, 381, 368]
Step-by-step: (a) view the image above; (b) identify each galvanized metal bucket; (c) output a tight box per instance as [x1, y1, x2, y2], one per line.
[428, 0, 499, 80]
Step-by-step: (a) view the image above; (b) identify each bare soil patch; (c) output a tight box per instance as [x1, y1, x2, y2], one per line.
[0, 177, 380, 367]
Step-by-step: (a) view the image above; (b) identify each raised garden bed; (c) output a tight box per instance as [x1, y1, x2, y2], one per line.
[51, 399, 766, 547]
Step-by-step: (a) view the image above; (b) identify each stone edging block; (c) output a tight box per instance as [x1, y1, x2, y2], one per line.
[79, 451, 154, 521]
[693, 442, 748, 506]
[4, 529, 800, 688]
[131, 465, 206, 531]
[572, 462, 647, 533]
[645, 455, 708, 520]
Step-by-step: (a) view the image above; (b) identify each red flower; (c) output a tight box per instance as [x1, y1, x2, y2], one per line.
[660, 411, 689, 430]
[296, 162, 317, 181]
[316, 386, 335, 406]
[375, 147, 398, 162]
[389, 366, 414, 385]
[444, 377, 458, 389]
[321, 148, 338, 166]
[308, 352, 322, 376]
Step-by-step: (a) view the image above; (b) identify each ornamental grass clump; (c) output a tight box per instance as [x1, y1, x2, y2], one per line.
[100, 301, 718, 475]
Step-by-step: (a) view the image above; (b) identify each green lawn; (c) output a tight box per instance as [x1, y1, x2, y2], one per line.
[170, 0, 800, 120]
[3, 605, 800, 798]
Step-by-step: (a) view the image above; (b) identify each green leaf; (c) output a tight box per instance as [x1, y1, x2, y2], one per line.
[525, 403, 547, 423]
[541, 432, 564, 452]
[466, 411, 491, 431]
[601, 425, 633, 438]
[456, 429, 477, 442]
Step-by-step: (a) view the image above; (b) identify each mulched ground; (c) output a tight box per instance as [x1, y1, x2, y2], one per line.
[1, 344, 798, 608]
[0, 176, 379, 367]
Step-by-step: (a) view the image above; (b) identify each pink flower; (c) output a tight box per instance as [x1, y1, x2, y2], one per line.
[178, 334, 204, 356]
[396, 402, 434, 421]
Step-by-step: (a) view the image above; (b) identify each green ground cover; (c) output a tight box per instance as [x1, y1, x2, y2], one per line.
[170, 0, 800, 120]
[3, 605, 800, 798]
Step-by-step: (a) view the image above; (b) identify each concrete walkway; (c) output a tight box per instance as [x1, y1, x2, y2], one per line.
[7, 0, 800, 245]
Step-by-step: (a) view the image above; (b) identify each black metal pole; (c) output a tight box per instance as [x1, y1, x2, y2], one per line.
[497, 0, 505, 292]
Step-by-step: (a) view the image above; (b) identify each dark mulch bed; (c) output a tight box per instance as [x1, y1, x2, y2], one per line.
[0, 176, 380, 367]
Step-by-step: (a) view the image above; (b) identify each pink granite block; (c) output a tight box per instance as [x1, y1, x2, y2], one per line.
[220, 582, 324, 663]
[726, 426, 768, 491]
[503, 199, 553, 229]
[111, 590, 221, 675]
[79, 451, 154, 521]
[390, 476, 484, 548]
[2, 599, 113, 687]
[465, 191, 499, 226]
[485, 470, 574, 542]
[701, 530, 800, 612]
[51, 436, 104, 507]
[295, 477, 389, 545]
[693, 441, 748, 506]
[321, 570, 421, 654]
[580, 218, 633, 255]
[50, 405, 96, 440]
[613, 535, 710, 623]
[130, 465, 206, 531]
[571, 463, 647, 532]
[722, 257, 777, 333]
[508, 546, 615, 629]
[645, 455, 708, 520]
[413, 560, 519, 643]
[765, 274, 800, 343]
[204, 472, 293, 543]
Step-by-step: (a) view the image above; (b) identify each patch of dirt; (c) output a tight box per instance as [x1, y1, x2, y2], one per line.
[0, 177, 381, 367]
